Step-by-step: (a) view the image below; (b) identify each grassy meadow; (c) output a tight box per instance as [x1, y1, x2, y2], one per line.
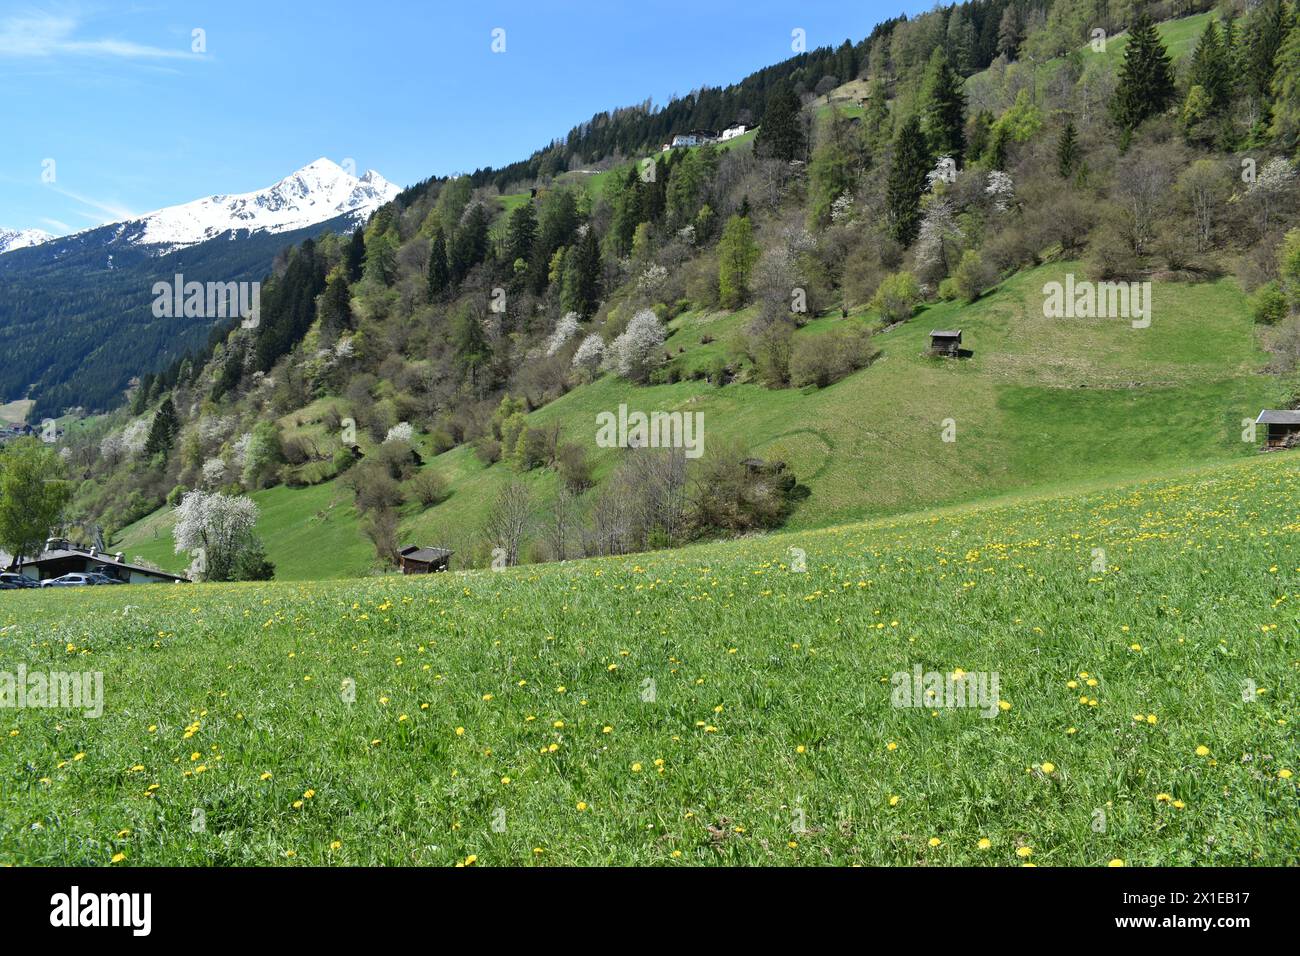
[3, 452, 1297, 866]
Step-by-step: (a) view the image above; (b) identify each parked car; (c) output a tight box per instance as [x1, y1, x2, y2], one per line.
[0, 572, 40, 589]
[41, 573, 99, 588]
[0, 579, 16, 590]
[86, 572, 125, 585]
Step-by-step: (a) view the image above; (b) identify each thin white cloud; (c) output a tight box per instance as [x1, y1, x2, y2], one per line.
[40, 217, 72, 233]
[0, 12, 199, 60]
[49, 185, 137, 224]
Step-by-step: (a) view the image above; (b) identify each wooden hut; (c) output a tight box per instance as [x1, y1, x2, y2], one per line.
[929, 329, 962, 358]
[397, 545, 453, 574]
[1256, 410, 1300, 449]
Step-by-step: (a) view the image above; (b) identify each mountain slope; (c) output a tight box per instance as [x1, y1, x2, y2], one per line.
[114, 262, 1280, 579]
[0, 160, 398, 416]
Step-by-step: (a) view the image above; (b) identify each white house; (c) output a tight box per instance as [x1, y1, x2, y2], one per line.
[720, 124, 748, 141]
[669, 133, 701, 148]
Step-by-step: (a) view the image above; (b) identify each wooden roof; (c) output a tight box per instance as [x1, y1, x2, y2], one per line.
[399, 546, 453, 562]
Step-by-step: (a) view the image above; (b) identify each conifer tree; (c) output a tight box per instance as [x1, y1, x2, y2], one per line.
[1057, 119, 1079, 179]
[144, 396, 178, 458]
[921, 50, 966, 163]
[1269, 13, 1300, 151]
[1111, 13, 1176, 132]
[1188, 20, 1230, 112]
[561, 227, 602, 318]
[756, 83, 806, 162]
[345, 227, 366, 283]
[427, 226, 449, 300]
[886, 115, 931, 246]
[503, 201, 537, 269]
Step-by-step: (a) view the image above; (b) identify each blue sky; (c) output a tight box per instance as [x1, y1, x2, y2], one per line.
[0, 1, 929, 235]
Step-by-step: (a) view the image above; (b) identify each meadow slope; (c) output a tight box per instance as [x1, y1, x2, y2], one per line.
[114, 263, 1280, 579]
[3, 452, 1297, 866]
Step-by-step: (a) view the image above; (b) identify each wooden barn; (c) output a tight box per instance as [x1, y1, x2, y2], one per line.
[1256, 410, 1300, 449]
[929, 329, 962, 357]
[397, 545, 453, 574]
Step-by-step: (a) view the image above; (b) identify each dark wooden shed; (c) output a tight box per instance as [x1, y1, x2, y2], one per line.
[1256, 410, 1300, 449]
[397, 545, 453, 574]
[929, 329, 962, 357]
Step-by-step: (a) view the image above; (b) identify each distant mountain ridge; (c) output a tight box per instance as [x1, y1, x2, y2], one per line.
[0, 159, 399, 416]
[0, 227, 54, 255]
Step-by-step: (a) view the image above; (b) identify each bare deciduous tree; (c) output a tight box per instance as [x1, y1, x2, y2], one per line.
[483, 480, 534, 566]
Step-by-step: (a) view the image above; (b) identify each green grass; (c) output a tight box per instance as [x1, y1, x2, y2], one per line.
[0, 400, 33, 426]
[964, 11, 1213, 109]
[4, 451, 1297, 865]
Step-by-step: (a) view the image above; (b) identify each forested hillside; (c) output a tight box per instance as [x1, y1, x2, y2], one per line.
[33, 0, 1300, 580]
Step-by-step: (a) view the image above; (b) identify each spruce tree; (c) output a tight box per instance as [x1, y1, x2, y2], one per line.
[345, 227, 366, 283]
[561, 227, 602, 318]
[448, 203, 491, 285]
[503, 201, 537, 269]
[451, 306, 492, 392]
[1188, 20, 1230, 112]
[756, 83, 806, 162]
[144, 396, 178, 458]
[1057, 119, 1079, 179]
[319, 271, 353, 340]
[1111, 13, 1176, 132]
[922, 50, 966, 164]
[1245, 0, 1288, 104]
[427, 226, 449, 300]
[886, 115, 931, 246]
[1270, 13, 1300, 151]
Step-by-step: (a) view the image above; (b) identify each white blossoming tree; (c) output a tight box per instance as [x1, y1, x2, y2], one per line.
[546, 312, 581, 356]
[121, 418, 151, 458]
[610, 309, 666, 382]
[572, 333, 606, 380]
[201, 458, 227, 488]
[385, 421, 415, 444]
[172, 490, 269, 582]
[985, 170, 1015, 213]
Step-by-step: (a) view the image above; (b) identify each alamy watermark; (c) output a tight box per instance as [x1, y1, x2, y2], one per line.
[1043, 275, 1151, 328]
[891, 664, 1000, 718]
[152, 273, 260, 328]
[595, 403, 704, 458]
[0, 665, 103, 718]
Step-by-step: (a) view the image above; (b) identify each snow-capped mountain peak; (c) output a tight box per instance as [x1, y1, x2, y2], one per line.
[128, 158, 399, 251]
[0, 227, 54, 255]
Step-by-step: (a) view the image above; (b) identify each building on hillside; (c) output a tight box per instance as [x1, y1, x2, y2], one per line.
[720, 124, 748, 140]
[667, 130, 718, 149]
[1255, 410, 1300, 449]
[397, 545, 453, 574]
[1, 538, 189, 584]
[929, 329, 963, 358]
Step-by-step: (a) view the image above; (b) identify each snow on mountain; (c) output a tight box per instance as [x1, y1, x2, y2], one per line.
[0, 227, 54, 255]
[127, 158, 399, 252]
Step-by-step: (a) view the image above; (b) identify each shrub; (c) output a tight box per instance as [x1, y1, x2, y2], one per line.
[557, 442, 593, 493]
[407, 469, 448, 507]
[790, 326, 878, 388]
[871, 272, 921, 323]
[951, 249, 993, 302]
[473, 437, 502, 465]
[1251, 282, 1288, 325]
